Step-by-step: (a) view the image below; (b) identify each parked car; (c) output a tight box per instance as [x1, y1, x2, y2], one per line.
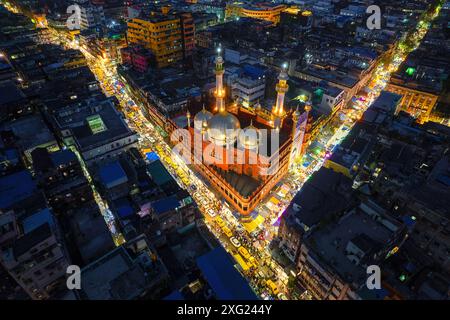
[230, 237, 241, 248]
[207, 209, 216, 217]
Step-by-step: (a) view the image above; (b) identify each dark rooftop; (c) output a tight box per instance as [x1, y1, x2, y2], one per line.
[0, 170, 37, 209]
[13, 223, 52, 258]
[0, 80, 25, 105]
[196, 247, 258, 300]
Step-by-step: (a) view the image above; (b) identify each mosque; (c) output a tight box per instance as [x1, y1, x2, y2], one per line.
[183, 47, 311, 216]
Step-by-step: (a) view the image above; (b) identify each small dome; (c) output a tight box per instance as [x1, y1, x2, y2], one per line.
[239, 120, 259, 149]
[194, 106, 213, 131]
[278, 70, 289, 81]
[207, 111, 241, 146]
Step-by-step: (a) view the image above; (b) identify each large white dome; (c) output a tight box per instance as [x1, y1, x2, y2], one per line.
[207, 111, 241, 146]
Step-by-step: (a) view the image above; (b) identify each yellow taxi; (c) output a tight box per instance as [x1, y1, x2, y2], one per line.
[238, 247, 251, 261]
[215, 216, 225, 228]
[233, 254, 250, 272]
[221, 226, 233, 238]
[266, 280, 280, 296]
[248, 256, 258, 268]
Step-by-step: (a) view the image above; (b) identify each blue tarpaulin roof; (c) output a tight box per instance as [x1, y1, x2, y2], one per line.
[402, 215, 416, 229]
[99, 161, 127, 187]
[51, 149, 77, 167]
[151, 195, 180, 214]
[242, 64, 265, 80]
[146, 152, 159, 163]
[196, 247, 258, 300]
[22, 208, 55, 234]
[114, 197, 134, 219]
[117, 205, 134, 219]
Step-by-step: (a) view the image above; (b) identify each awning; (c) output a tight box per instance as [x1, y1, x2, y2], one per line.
[242, 214, 265, 233]
[277, 184, 290, 198]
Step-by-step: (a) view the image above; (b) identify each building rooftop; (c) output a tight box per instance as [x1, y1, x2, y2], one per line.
[196, 247, 258, 300]
[0, 80, 25, 106]
[146, 160, 176, 187]
[213, 167, 262, 198]
[371, 90, 402, 114]
[21, 207, 55, 234]
[0, 170, 37, 209]
[99, 161, 128, 189]
[13, 223, 52, 258]
[53, 98, 134, 151]
[285, 167, 353, 230]
[151, 195, 180, 215]
[390, 62, 445, 94]
[1, 114, 56, 153]
[407, 156, 450, 217]
[81, 235, 167, 300]
[307, 206, 399, 286]
[70, 205, 115, 264]
[297, 65, 359, 88]
[31, 148, 78, 172]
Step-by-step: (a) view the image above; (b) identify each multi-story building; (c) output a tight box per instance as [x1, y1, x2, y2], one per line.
[150, 191, 197, 232]
[0, 171, 71, 300]
[79, 234, 170, 299]
[127, 9, 183, 67]
[231, 64, 266, 109]
[180, 13, 195, 60]
[225, 2, 287, 24]
[75, 0, 106, 30]
[315, 85, 345, 115]
[385, 64, 442, 123]
[396, 156, 450, 273]
[296, 200, 405, 300]
[280, 7, 313, 40]
[31, 148, 93, 213]
[324, 91, 401, 178]
[0, 114, 60, 166]
[120, 45, 155, 73]
[278, 167, 355, 263]
[50, 97, 139, 165]
[195, 30, 214, 49]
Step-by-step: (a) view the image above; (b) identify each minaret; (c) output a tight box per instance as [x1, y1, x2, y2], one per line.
[304, 100, 312, 114]
[186, 110, 191, 127]
[291, 104, 300, 137]
[272, 63, 289, 118]
[214, 45, 225, 113]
